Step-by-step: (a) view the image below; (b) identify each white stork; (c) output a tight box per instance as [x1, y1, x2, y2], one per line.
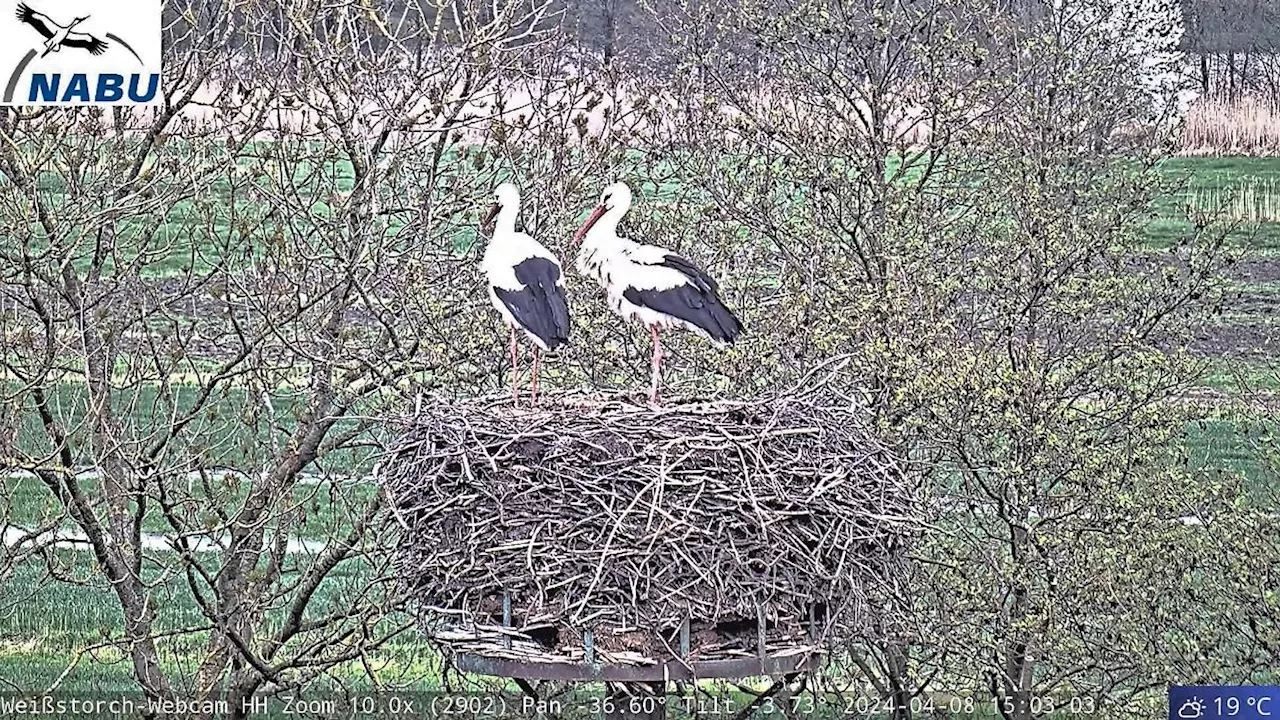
[16, 4, 108, 58]
[481, 183, 571, 406]
[568, 181, 743, 404]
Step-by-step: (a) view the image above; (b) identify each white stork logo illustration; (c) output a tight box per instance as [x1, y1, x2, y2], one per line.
[15, 3, 107, 57]
[2, 0, 158, 104]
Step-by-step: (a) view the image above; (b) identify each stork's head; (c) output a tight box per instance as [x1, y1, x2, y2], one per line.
[598, 181, 632, 211]
[69, 15, 89, 26]
[482, 182, 519, 232]
[570, 181, 632, 250]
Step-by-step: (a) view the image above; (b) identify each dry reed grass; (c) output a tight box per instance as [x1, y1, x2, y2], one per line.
[1182, 97, 1280, 156]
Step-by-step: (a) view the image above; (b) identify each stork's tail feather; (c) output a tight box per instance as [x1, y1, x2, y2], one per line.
[544, 290, 571, 351]
[707, 300, 744, 345]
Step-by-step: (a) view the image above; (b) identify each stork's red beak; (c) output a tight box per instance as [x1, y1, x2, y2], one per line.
[481, 203, 500, 231]
[570, 205, 607, 249]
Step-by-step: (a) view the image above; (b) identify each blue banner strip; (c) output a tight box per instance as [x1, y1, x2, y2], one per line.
[1170, 686, 1280, 720]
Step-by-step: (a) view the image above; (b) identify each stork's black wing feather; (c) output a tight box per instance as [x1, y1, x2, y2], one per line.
[16, 3, 55, 39]
[623, 248, 742, 343]
[63, 33, 108, 55]
[622, 283, 743, 345]
[495, 257, 571, 351]
[655, 252, 722, 295]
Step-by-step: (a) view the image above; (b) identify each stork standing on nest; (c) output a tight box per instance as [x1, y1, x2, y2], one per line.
[481, 183, 571, 406]
[569, 181, 743, 404]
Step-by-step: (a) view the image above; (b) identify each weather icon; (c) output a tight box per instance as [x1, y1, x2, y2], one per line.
[1177, 697, 1204, 719]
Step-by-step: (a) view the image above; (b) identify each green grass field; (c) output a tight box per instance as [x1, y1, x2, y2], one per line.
[2, 153, 1279, 714]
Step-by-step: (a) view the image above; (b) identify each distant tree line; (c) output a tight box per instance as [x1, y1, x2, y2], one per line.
[162, 0, 671, 75]
[1179, 0, 1280, 101]
[175, 0, 1273, 68]
[164, 0, 1029, 86]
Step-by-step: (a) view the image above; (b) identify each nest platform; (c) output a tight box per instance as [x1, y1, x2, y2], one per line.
[381, 390, 915, 672]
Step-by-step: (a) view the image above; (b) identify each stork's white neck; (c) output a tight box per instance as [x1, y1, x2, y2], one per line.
[493, 203, 519, 239]
[585, 202, 629, 246]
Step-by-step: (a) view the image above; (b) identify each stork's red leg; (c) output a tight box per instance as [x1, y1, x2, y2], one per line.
[531, 346, 542, 406]
[510, 325, 519, 406]
[649, 324, 663, 404]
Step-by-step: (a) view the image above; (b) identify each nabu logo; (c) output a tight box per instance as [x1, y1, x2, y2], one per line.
[2, 0, 161, 105]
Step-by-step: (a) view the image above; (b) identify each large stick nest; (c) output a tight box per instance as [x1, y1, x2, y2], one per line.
[382, 390, 916, 661]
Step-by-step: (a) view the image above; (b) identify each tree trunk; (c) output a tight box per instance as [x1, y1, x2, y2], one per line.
[887, 643, 914, 720]
[1228, 52, 1237, 100]
[602, 0, 617, 67]
[1267, 54, 1278, 106]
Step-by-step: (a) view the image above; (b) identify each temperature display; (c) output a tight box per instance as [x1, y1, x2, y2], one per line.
[1170, 686, 1280, 720]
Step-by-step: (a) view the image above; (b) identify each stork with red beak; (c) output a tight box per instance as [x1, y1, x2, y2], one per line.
[569, 182, 743, 404]
[481, 183, 571, 405]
